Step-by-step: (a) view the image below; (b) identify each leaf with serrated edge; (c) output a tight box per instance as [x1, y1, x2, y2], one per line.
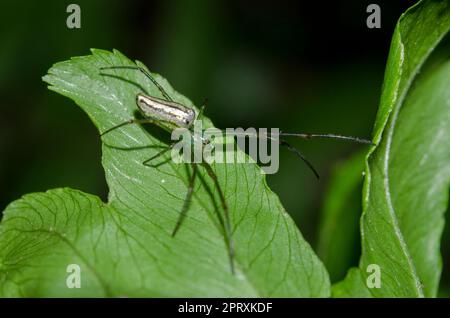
[0, 49, 330, 297]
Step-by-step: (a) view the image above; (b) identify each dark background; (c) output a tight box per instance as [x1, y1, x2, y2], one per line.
[2, 0, 448, 291]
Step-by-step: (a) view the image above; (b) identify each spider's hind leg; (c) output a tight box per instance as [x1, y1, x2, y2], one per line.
[100, 65, 173, 102]
[201, 161, 235, 275]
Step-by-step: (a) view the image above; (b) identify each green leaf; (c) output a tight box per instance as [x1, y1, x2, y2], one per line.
[332, 268, 372, 298]
[334, 0, 450, 297]
[0, 49, 330, 297]
[317, 151, 365, 282]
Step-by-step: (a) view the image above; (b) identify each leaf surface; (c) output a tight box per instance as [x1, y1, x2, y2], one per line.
[334, 0, 450, 297]
[0, 49, 330, 297]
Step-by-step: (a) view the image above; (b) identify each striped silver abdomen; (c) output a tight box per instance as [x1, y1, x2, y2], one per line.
[136, 93, 196, 129]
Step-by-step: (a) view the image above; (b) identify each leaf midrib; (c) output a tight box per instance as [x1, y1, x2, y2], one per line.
[365, 18, 450, 296]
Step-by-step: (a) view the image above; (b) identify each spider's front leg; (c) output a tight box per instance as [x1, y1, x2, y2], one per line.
[142, 143, 175, 167]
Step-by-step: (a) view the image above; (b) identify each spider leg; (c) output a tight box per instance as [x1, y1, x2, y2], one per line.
[143, 143, 175, 167]
[201, 161, 235, 275]
[172, 163, 198, 237]
[197, 98, 208, 121]
[100, 66, 173, 102]
[279, 139, 320, 179]
[277, 132, 373, 145]
[100, 118, 157, 136]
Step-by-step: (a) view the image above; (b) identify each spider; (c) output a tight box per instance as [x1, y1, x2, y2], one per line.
[99, 65, 372, 274]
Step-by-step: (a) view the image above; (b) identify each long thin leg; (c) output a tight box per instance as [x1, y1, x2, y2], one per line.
[201, 161, 235, 274]
[172, 163, 198, 237]
[230, 131, 372, 145]
[197, 98, 208, 120]
[100, 66, 173, 102]
[231, 130, 321, 179]
[100, 118, 158, 136]
[143, 144, 175, 167]
[279, 139, 320, 179]
[277, 132, 373, 145]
